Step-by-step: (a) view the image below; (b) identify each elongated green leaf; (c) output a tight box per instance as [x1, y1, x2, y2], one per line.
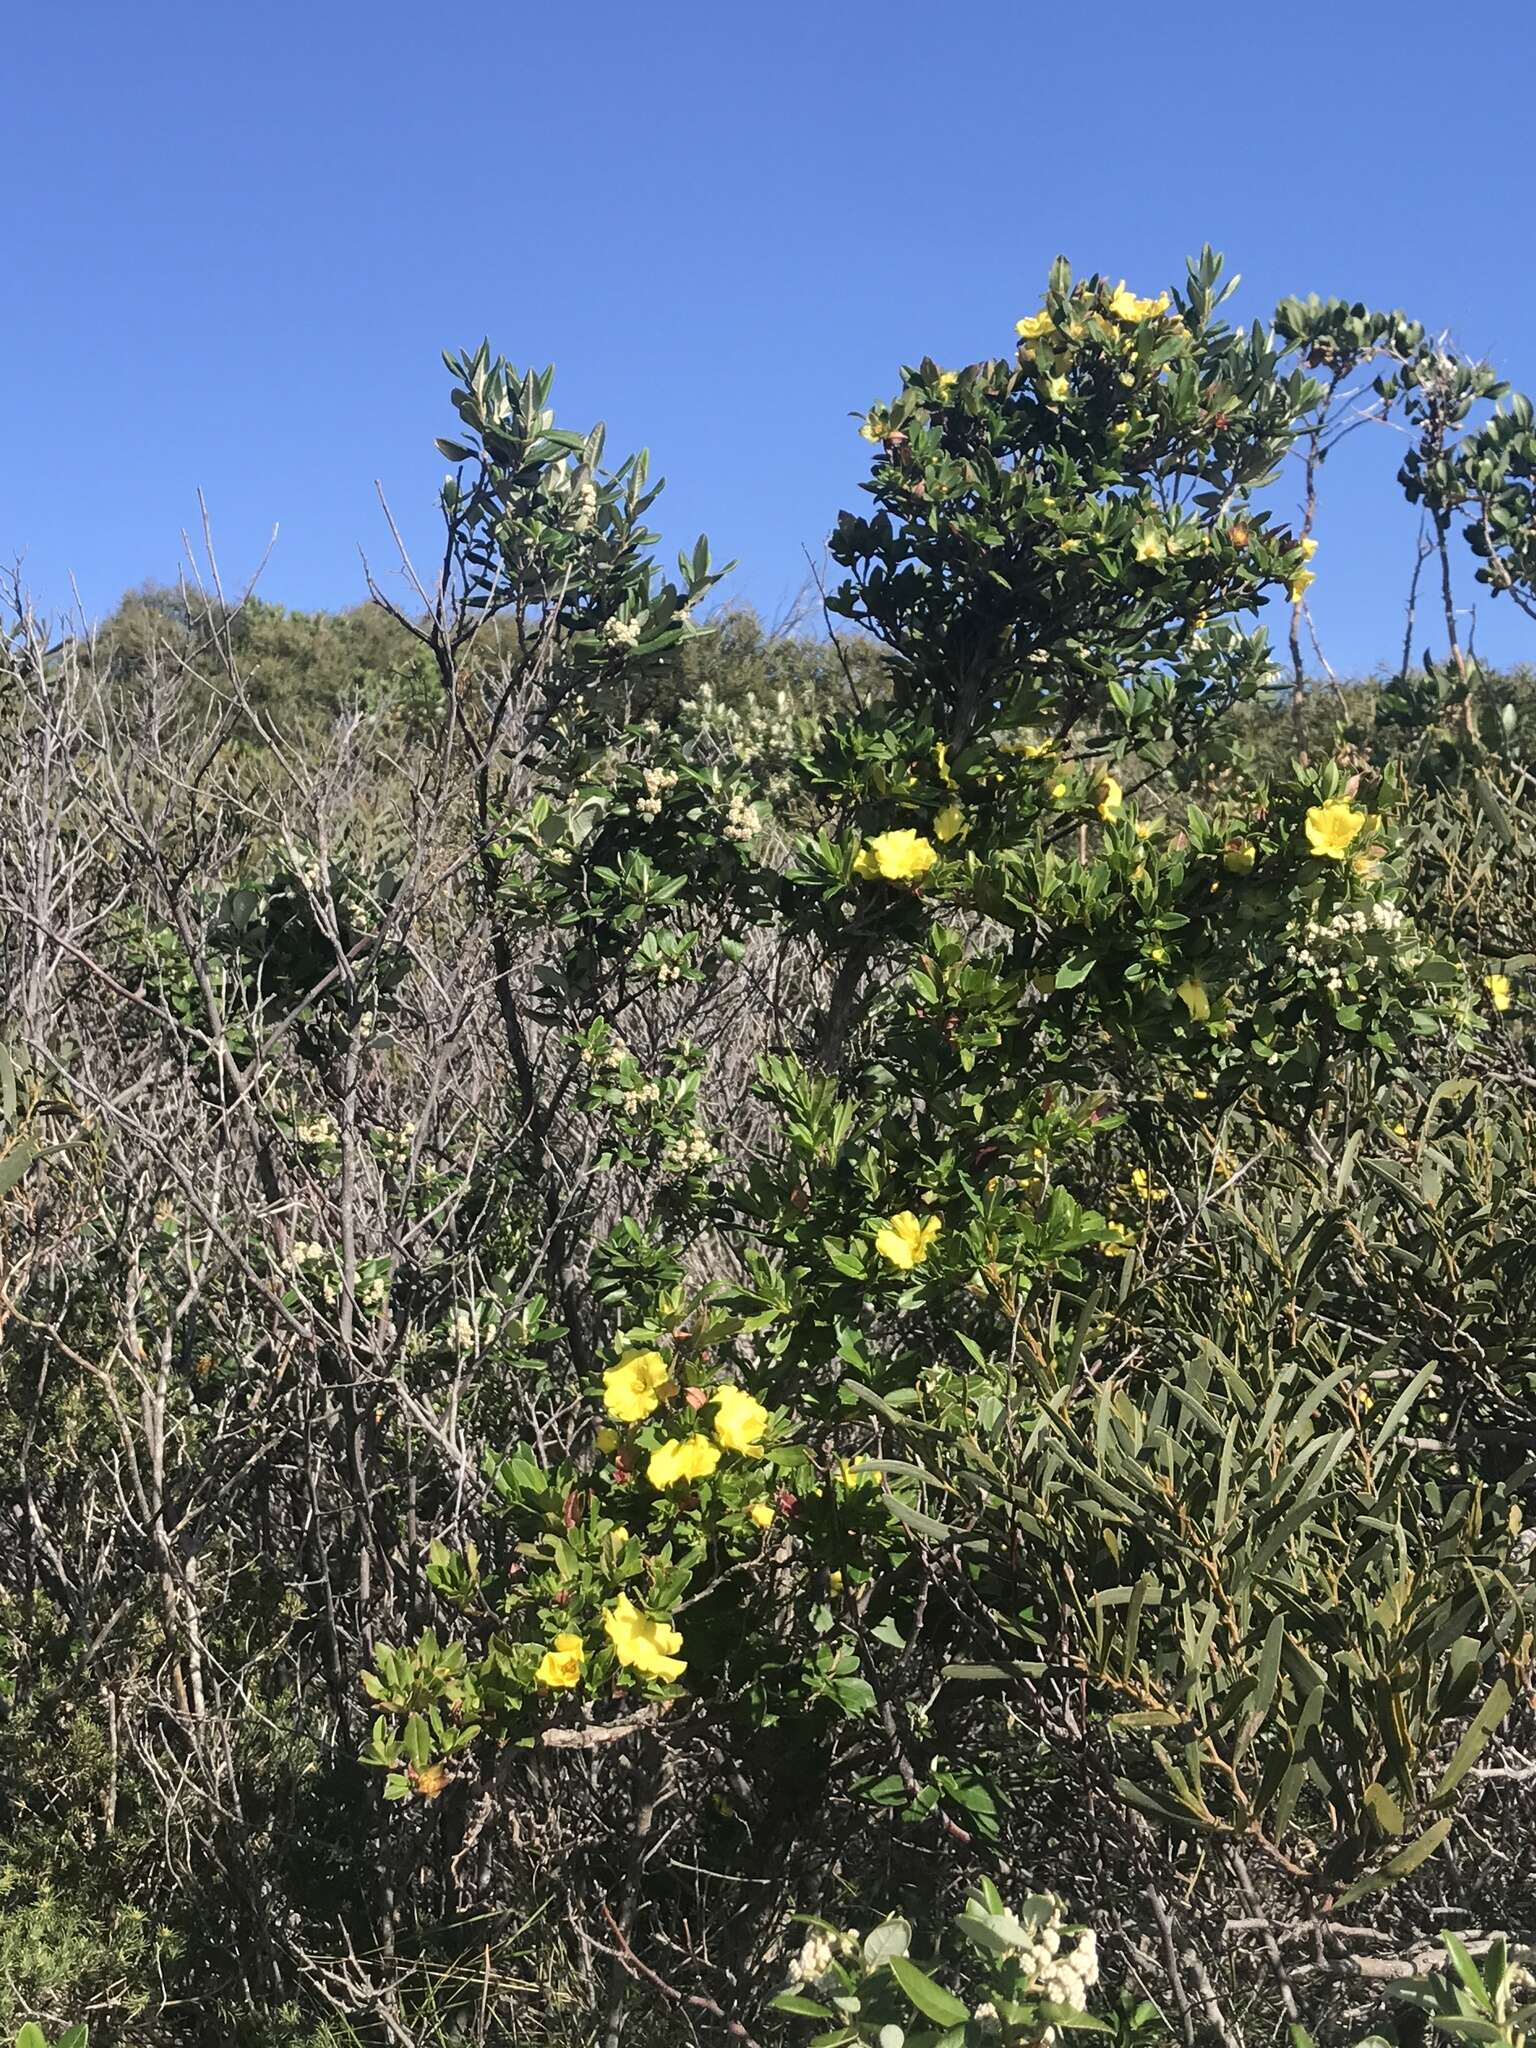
[1334, 1813, 1455, 1907]
[888, 1957, 970, 2027]
[883, 1496, 953, 1542]
[1433, 1678, 1512, 1801]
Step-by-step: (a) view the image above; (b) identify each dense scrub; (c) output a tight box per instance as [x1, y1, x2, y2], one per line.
[4, 256, 1536, 2048]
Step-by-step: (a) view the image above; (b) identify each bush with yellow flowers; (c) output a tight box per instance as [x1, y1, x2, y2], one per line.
[345, 257, 1536, 2048]
[13, 258, 1536, 2047]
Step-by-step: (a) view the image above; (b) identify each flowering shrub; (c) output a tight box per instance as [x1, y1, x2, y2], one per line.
[774, 1885, 1111, 2048]
[6, 253, 1536, 2045]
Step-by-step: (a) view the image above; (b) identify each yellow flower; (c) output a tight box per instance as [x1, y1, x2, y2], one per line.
[934, 740, 955, 788]
[1288, 567, 1316, 605]
[1106, 282, 1171, 323]
[873, 1210, 941, 1270]
[1050, 779, 1070, 800]
[749, 1501, 776, 1529]
[1132, 525, 1167, 563]
[935, 369, 959, 397]
[602, 1594, 686, 1682]
[1019, 738, 1056, 759]
[1486, 973, 1513, 1012]
[1045, 375, 1070, 402]
[852, 829, 939, 886]
[1095, 774, 1124, 821]
[1299, 536, 1319, 561]
[1129, 1166, 1168, 1203]
[933, 802, 968, 843]
[1304, 801, 1367, 861]
[1177, 978, 1211, 1022]
[837, 1457, 878, 1490]
[1016, 309, 1054, 340]
[859, 407, 889, 443]
[1222, 839, 1255, 874]
[595, 1426, 620, 1454]
[602, 1349, 676, 1423]
[712, 1384, 769, 1456]
[535, 1633, 585, 1690]
[647, 1435, 722, 1490]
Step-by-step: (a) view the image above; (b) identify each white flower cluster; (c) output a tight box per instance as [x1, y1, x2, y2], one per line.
[602, 615, 643, 651]
[635, 766, 679, 820]
[654, 961, 684, 985]
[680, 677, 822, 769]
[287, 1238, 342, 1304]
[660, 1127, 718, 1173]
[978, 1901, 1100, 2040]
[1287, 898, 1419, 995]
[581, 1034, 632, 1073]
[1033, 1925, 1098, 2014]
[370, 1121, 417, 1163]
[356, 1266, 390, 1312]
[543, 464, 599, 533]
[296, 1116, 337, 1147]
[723, 790, 759, 844]
[619, 1079, 661, 1114]
[443, 1300, 504, 1354]
[785, 1929, 858, 1992]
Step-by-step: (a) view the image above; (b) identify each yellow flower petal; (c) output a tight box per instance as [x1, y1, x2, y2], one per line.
[1304, 801, 1366, 861]
[712, 1384, 769, 1456]
[872, 1211, 941, 1270]
[535, 1637, 585, 1689]
[602, 1594, 686, 1682]
[647, 1435, 722, 1490]
[853, 829, 939, 885]
[601, 1349, 676, 1423]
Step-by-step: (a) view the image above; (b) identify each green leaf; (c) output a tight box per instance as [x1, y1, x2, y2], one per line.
[1363, 1781, 1406, 1838]
[863, 1918, 912, 1965]
[888, 1957, 970, 2027]
[1334, 1813, 1455, 1907]
[884, 1496, 953, 1542]
[0, 1139, 36, 1201]
[1433, 1678, 1512, 1801]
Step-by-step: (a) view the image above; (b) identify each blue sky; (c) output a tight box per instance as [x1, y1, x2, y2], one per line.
[4, 0, 1534, 675]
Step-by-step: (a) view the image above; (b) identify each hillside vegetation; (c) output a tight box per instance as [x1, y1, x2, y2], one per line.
[4, 255, 1536, 2048]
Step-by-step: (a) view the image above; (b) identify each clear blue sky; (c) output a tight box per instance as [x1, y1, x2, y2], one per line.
[4, 0, 1534, 675]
